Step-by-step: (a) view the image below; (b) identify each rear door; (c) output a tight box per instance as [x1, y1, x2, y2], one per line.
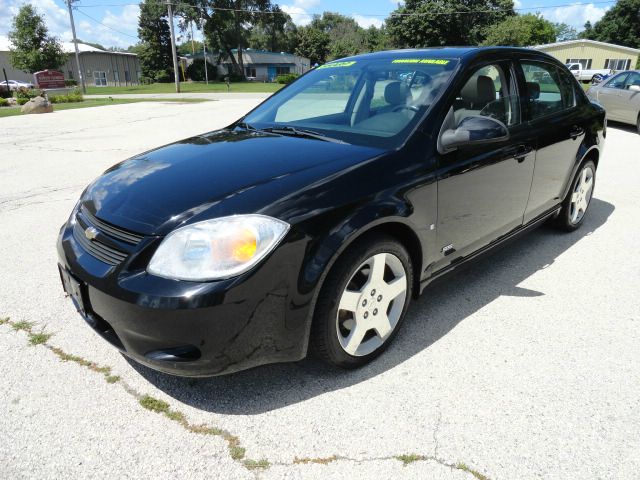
[519, 59, 587, 223]
[434, 59, 535, 268]
[595, 72, 630, 121]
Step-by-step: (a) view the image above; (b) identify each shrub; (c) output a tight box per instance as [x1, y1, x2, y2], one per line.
[276, 73, 299, 84]
[186, 59, 216, 82]
[17, 98, 29, 105]
[16, 86, 40, 100]
[0, 97, 8, 107]
[49, 88, 83, 104]
[0, 87, 11, 99]
[140, 76, 154, 85]
[65, 79, 77, 86]
[155, 70, 173, 83]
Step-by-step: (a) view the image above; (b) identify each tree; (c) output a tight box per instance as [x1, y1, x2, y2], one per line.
[482, 13, 556, 46]
[579, 21, 594, 39]
[8, 4, 67, 73]
[178, 40, 204, 56]
[295, 26, 330, 65]
[581, 0, 640, 49]
[249, 5, 297, 53]
[137, 0, 174, 82]
[177, 1, 273, 80]
[554, 23, 578, 42]
[386, 0, 515, 48]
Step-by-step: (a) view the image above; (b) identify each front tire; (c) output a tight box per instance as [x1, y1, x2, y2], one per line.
[311, 234, 413, 369]
[554, 160, 596, 231]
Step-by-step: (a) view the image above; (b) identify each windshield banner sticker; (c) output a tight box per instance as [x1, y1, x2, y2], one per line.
[317, 61, 357, 69]
[392, 59, 450, 65]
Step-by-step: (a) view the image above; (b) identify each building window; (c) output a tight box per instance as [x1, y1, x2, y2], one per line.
[125, 70, 131, 82]
[275, 66, 290, 75]
[566, 58, 592, 69]
[604, 59, 632, 71]
[245, 67, 256, 78]
[93, 71, 107, 86]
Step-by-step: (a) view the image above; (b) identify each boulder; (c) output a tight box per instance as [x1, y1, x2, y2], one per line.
[21, 96, 53, 114]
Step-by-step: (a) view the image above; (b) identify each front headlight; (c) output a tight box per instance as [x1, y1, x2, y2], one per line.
[147, 215, 289, 281]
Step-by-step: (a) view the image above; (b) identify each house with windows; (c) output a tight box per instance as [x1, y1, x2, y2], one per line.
[0, 35, 140, 87]
[534, 39, 639, 72]
[217, 49, 311, 81]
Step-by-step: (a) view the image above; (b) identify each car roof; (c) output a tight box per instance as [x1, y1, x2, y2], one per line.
[336, 46, 544, 62]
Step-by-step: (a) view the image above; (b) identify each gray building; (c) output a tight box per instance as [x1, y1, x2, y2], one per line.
[188, 48, 311, 82]
[0, 35, 140, 87]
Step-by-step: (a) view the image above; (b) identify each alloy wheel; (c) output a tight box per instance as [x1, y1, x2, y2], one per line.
[335, 252, 407, 356]
[570, 165, 594, 225]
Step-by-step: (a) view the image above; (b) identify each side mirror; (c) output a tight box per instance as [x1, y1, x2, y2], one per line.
[629, 85, 640, 92]
[438, 108, 510, 154]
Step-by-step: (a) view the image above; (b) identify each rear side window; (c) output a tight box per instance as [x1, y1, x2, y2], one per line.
[604, 72, 630, 89]
[521, 61, 576, 120]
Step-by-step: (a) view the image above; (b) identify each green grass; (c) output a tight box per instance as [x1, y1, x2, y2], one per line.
[28, 330, 53, 346]
[0, 97, 210, 118]
[396, 454, 427, 466]
[85, 81, 283, 95]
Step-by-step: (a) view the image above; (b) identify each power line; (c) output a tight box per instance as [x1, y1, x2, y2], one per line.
[74, 7, 139, 38]
[74, 0, 618, 17]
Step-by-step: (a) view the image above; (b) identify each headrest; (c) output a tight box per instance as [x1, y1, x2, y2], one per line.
[461, 75, 496, 106]
[526, 82, 540, 100]
[385, 81, 410, 106]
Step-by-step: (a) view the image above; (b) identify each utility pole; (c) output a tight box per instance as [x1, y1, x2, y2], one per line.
[166, 0, 180, 93]
[201, 16, 209, 85]
[66, 0, 85, 93]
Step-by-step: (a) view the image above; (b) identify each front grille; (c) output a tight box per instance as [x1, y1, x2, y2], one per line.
[72, 207, 144, 266]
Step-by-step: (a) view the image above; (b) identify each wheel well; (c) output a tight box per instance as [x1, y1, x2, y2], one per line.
[352, 222, 423, 298]
[583, 148, 599, 169]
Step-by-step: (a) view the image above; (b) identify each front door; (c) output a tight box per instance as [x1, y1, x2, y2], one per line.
[616, 71, 640, 124]
[596, 72, 630, 122]
[435, 61, 535, 269]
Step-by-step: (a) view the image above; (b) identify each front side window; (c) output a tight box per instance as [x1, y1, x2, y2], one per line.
[521, 61, 575, 120]
[452, 63, 519, 128]
[244, 57, 459, 148]
[604, 72, 630, 89]
[625, 72, 640, 88]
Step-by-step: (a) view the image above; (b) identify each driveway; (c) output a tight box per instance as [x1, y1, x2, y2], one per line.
[1, 101, 639, 480]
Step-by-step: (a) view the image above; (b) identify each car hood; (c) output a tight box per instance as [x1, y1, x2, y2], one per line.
[81, 129, 383, 235]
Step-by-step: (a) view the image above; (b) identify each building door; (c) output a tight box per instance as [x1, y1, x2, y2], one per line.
[267, 66, 277, 82]
[93, 71, 107, 86]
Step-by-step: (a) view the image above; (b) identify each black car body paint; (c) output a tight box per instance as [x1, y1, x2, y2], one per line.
[58, 47, 606, 376]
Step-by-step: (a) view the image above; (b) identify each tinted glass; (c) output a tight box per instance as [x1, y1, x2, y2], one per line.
[624, 72, 640, 88]
[243, 57, 459, 148]
[604, 72, 630, 89]
[452, 63, 519, 127]
[521, 61, 575, 120]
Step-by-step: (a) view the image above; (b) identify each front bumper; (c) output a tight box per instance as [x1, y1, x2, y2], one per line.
[57, 221, 311, 377]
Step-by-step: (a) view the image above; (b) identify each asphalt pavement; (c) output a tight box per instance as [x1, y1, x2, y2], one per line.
[1, 100, 638, 479]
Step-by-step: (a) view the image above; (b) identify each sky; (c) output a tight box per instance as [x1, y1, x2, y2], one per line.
[0, 0, 617, 50]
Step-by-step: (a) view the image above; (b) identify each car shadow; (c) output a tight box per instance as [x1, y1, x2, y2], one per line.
[128, 198, 614, 414]
[607, 121, 638, 134]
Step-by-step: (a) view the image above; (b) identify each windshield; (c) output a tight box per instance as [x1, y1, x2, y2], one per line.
[242, 56, 459, 148]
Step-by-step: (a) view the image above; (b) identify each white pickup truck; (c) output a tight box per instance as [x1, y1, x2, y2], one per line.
[565, 63, 613, 83]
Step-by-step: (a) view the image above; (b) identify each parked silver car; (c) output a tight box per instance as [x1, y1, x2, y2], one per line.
[586, 70, 640, 133]
[0, 80, 34, 91]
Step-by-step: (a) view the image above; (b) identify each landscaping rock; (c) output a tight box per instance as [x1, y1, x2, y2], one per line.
[21, 96, 53, 114]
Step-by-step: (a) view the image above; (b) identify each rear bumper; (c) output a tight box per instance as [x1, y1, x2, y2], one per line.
[57, 222, 311, 377]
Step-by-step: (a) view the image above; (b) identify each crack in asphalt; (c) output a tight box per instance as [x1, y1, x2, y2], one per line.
[1, 317, 488, 479]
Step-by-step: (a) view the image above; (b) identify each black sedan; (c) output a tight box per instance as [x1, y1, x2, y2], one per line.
[58, 47, 605, 376]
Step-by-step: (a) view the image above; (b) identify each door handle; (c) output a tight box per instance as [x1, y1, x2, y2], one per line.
[507, 145, 532, 163]
[570, 126, 584, 140]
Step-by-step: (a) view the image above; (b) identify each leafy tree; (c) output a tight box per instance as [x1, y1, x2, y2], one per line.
[554, 23, 578, 42]
[579, 21, 594, 39]
[249, 5, 297, 53]
[177, 1, 273, 80]
[482, 13, 556, 46]
[137, 0, 174, 82]
[386, 0, 515, 48]
[295, 26, 330, 65]
[581, 0, 640, 49]
[178, 40, 204, 56]
[186, 58, 216, 81]
[8, 4, 67, 73]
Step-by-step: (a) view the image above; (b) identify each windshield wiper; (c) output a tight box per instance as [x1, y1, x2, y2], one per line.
[262, 125, 349, 145]
[235, 121, 258, 132]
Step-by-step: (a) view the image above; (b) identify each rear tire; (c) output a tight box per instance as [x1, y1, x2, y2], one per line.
[636, 114, 640, 134]
[311, 234, 413, 369]
[553, 160, 596, 231]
